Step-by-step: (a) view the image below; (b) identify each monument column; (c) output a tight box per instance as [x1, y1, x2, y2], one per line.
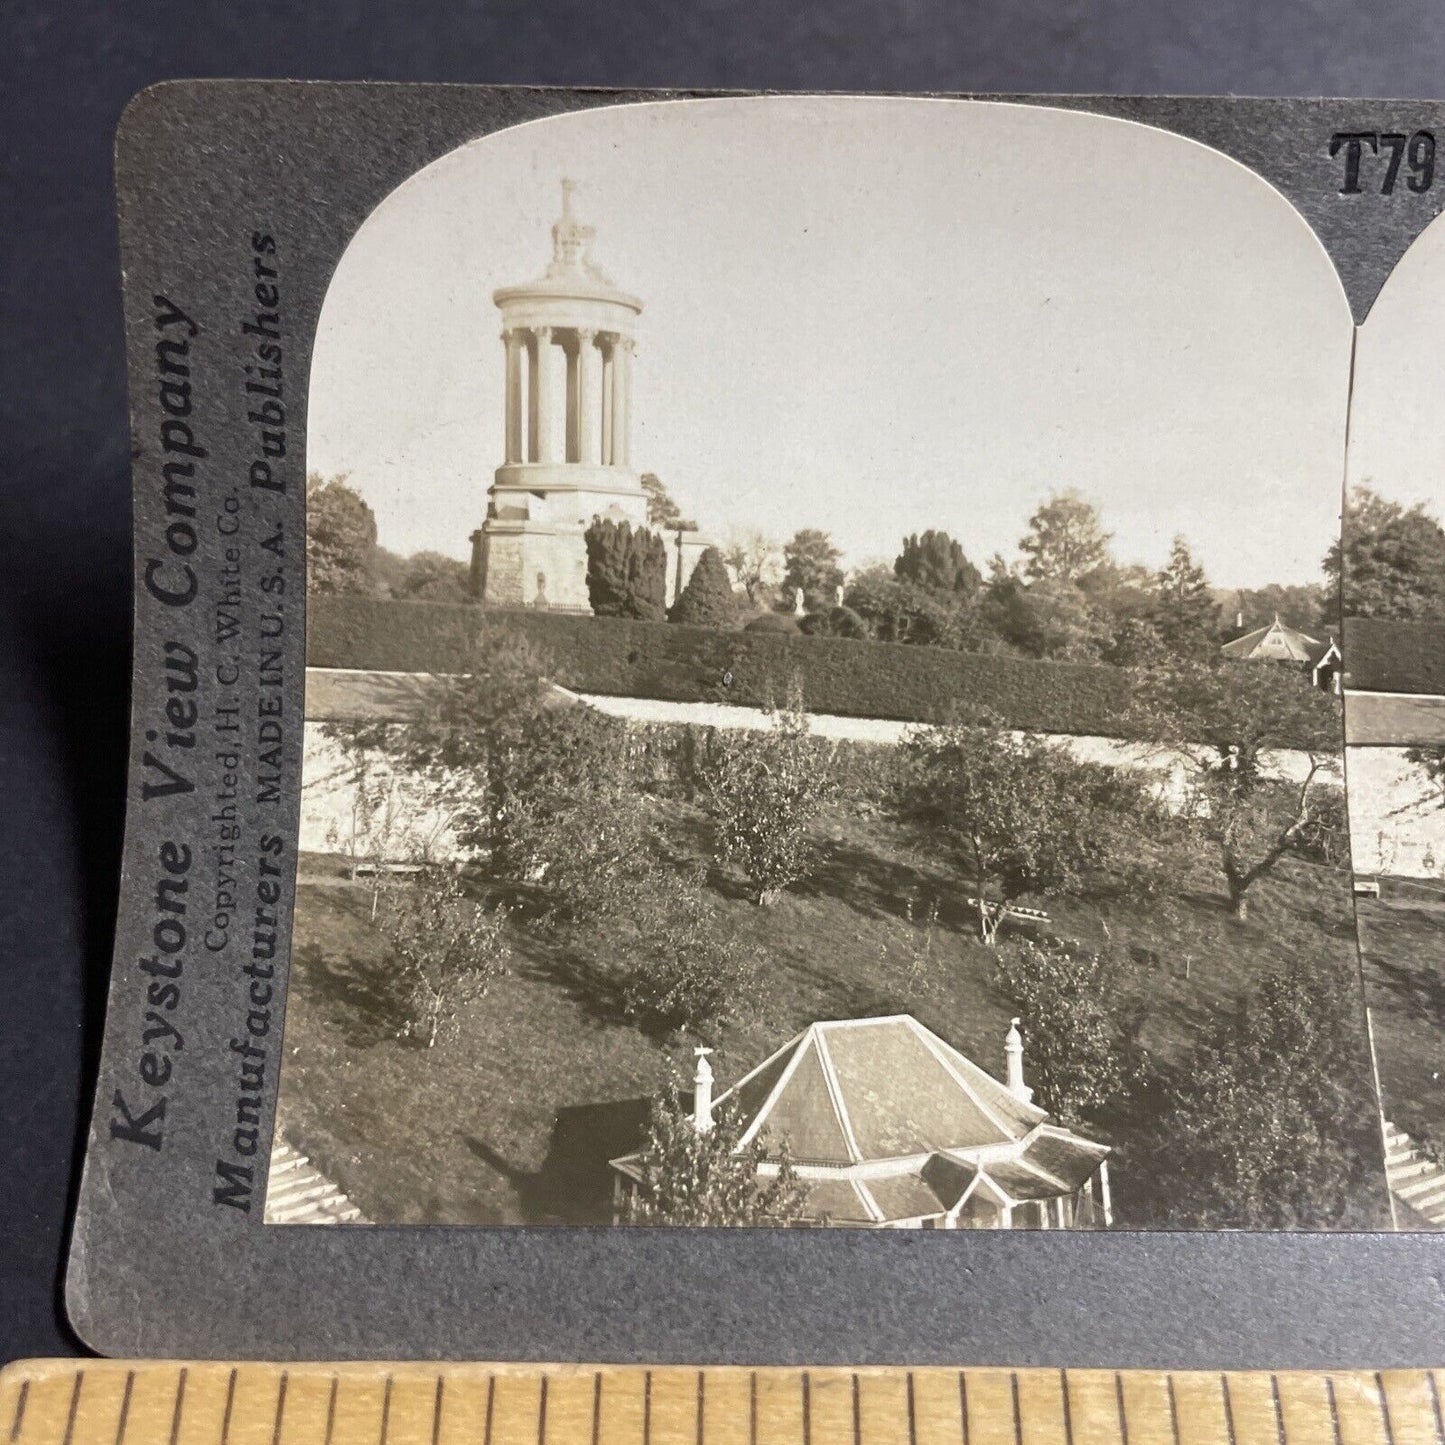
[529, 326, 554, 463]
[576, 327, 600, 464]
[503, 329, 523, 465]
[600, 337, 615, 464]
[616, 338, 633, 468]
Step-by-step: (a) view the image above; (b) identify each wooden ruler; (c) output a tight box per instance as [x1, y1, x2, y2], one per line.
[3, 1361, 1442, 1445]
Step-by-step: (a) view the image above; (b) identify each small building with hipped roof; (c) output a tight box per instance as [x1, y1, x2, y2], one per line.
[609, 1015, 1112, 1229]
[1220, 615, 1341, 693]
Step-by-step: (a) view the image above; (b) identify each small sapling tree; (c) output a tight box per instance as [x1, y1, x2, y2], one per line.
[617, 871, 764, 1032]
[699, 699, 838, 905]
[991, 938, 1143, 1126]
[898, 719, 1128, 943]
[625, 1082, 808, 1226]
[381, 867, 509, 1048]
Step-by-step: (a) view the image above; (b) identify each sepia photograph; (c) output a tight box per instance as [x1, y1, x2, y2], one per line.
[1337, 202, 1445, 1229]
[271, 96, 1388, 1232]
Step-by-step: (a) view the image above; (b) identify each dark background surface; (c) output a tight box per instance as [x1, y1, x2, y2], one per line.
[6, 0, 1445, 1367]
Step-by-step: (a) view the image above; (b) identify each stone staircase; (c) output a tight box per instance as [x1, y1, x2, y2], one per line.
[1384, 1121, 1445, 1227]
[264, 1138, 367, 1225]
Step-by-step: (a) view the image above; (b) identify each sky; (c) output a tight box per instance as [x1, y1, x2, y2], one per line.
[308, 96, 1356, 590]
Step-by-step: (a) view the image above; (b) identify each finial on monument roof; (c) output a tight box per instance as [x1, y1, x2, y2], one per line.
[548, 178, 613, 284]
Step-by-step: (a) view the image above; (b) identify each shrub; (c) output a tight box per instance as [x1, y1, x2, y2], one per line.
[992, 938, 1143, 1126]
[798, 605, 868, 639]
[699, 702, 839, 905]
[624, 1082, 808, 1226]
[380, 867, 509, 1048]
[617, 874, 763, 1032]
[669, 546, 737, 628]
[585, 518, 667, 620]
[1138, 954, 1383, 1228]
[743, 612, 799, 635]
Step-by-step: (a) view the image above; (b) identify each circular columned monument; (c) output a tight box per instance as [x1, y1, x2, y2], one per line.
[470, 181, 651, 610]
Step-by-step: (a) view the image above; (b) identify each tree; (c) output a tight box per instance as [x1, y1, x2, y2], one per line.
[1224, 583, 1330, 637]
[781, 528, 844, 611]
[641, 473, 697, 532]
[1011, 577, 1111, 661]
[1325, 486, 1445, 620]
[1127, 659, 1342, 918]
[392, 550, 472, 602]
[1154, 536, 1219, 658]
[1140, 954, 1382, 1228]
[624, 1083, 808, 1225]
[321, 724, 425, 921]
[380, 867, 509, 1048]
[1018, 489, 1112, 585]
[845, 567, 979, 649]
[306, 473, 377, 594]
[894, 530, 982, 598]
[992, 938, 1143, 1126]
[699, 701, 838, 905]
[584, 518, 667, 619]
[669, 546, 737, 627]
[722, 530, 784, 606]
[898, 721, 1132, 943]
[641, 476, 696, 534]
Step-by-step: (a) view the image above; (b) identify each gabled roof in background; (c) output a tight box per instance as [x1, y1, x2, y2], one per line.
[717, 1015, 1046, 1165]
[1220, 616, 1320, 663]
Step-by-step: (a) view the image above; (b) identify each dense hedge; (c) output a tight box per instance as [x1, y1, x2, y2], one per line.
[1343, 618, 1445, 695]
[310, 596, 1148, 736]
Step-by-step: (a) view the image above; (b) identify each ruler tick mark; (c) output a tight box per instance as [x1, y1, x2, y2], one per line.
[1376, 1372, 1397, 1445]
[431, 1376, 444, 1445]
[749, 1373, 757, 1445]
[536, 1376, 547, 1445]
[1429, 1371, 1445, 1445]
[222, 1370, 239, 1445]
[802, 1373, 811, 1445]
[484, 1376, 495, 1445]
[115, 1371, 135, 1445]
[380, 1375, 394, 1445]
[852, 1374, 861, 1445]
[1010, 1373, 1022, 1445]
[168, 1370, 186, 1445]
[695, 1371, 704, 1445]
[1270, 1375, 1285, 1445]
[1115, 1374, 1129, 1445]
[322, 1377, 337, 1445]
[273, 1372, 289, 1445]
[958, 1371, 969, 1445]
[591, 1373, 602, 1445]
[62, 1372, 83, 1445]
[644, 1371, 653, 1445]
[1060, 1370, 1075, 1445]
[1167, 1375, 1181, 1445]
[9, 1381, 27, 1444]
[907, 1373, 917, 1445]
[1326, 1376, 1343, 1445]
[1221, 1374, 1238, 1445]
